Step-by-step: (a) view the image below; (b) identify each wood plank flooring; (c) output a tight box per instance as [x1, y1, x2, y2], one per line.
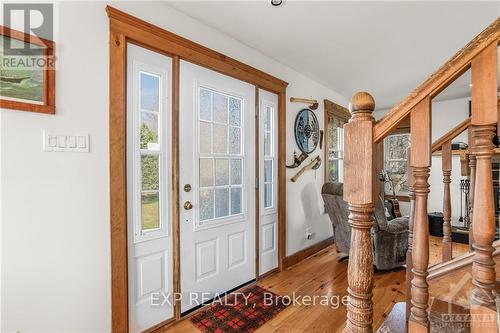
[161, 238, 473, 333]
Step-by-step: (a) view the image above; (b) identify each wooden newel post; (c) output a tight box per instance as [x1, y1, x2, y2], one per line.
[470, 43, 497, 332]
[406, 147, 415, 321]
[343, 92, 375, 333]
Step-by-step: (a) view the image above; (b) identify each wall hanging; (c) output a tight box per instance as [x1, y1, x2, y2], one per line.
[294, 108, 319, 154]
[0, 25, 55, 114]
[290, 156, 321, 182]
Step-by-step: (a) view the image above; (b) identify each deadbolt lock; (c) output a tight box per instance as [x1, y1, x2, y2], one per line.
[184, 184, 192, 192]
[183, 201, 193, 210]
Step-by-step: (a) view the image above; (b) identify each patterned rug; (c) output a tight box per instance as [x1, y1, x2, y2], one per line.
[190, 284, 288, 332]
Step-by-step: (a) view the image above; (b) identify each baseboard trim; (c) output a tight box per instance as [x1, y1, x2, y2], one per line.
[282, 237, 334, 269]
[428, 239, 500, 280]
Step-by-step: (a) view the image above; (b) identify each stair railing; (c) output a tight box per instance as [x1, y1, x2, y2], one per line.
[342, 18, 499, 333]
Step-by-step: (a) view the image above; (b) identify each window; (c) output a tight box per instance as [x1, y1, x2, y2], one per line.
[263, 105, 275, 209]
[139, 71, 162, 232]
[198, 87, 244, 223]
[384, 133, 411, 195]
[326, 116, 346, 182]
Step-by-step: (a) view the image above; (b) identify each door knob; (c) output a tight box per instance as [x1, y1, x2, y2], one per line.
[183, 201, 193, 210]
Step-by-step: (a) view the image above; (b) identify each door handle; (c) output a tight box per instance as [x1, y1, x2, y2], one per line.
[183, 201, 193, 210]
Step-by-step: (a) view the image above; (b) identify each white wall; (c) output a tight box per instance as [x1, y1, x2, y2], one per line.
[374, 97, 471, 224]
[1, 2, 345, 332]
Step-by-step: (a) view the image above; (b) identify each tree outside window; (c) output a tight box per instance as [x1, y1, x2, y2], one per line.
[384, 133, 411, 195]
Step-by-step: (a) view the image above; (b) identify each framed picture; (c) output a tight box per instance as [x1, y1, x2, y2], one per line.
[0, 25, 55, 114]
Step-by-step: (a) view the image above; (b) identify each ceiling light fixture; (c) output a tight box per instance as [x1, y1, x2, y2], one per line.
[269, 0, 285, 7]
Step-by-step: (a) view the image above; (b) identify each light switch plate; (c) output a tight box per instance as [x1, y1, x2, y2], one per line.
[43, 130, 90, 152]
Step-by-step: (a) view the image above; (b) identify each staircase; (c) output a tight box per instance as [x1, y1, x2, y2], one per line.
[341, 18, 500, 333]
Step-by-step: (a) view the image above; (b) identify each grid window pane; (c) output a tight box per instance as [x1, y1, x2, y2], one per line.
[140, 72, 160, 112]
[215, 188, 229, 218]
[141, 155, 159, 191]
[264, 106, 272, 132]
[329, 160, 339, 183]
[231, 187, 242, 215]
[215, 159, 229, 186]
[200, 158, 214, 187]
[229, 97, 241, 126]
[213, 124, 227, 154]
[141, 192, 159, 230]
[213, 92, 228, 124]
[200, 189, 214, 221]
[264, 159, 273, 183]
[229, 127, 241, 154]
[230, 159, 242, 185]
[264, 132, 271, 156]
[264, 184, 272, 208]
[199, 122, 212, 154]
[140, 112, 159, 150]
[200, 88, 212, 121]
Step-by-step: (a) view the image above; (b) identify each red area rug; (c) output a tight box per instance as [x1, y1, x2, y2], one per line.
[190, 284, 288, 333]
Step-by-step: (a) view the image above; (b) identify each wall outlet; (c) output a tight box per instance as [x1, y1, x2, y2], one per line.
[306, 227, 313, 240]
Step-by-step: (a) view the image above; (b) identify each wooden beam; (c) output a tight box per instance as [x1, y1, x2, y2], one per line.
[431, 117, 471, 153]
[373, 18, 499, 143]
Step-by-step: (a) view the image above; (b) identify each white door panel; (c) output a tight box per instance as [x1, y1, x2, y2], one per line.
[180, 61, 256, 312]
[258, 89, 279, 275]
[127, 44, 173, 332]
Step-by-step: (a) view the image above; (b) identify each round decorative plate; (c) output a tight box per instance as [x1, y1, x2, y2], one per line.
[294, 108, 319, 154]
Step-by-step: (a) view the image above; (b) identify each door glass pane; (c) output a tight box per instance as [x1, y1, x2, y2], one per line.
[230, 159, 242, 185]
[264, 159, 273, 183]
[199, 88, 212, 121]
[140, 72, 160, 112]
[200, 158, 213, 187]
[229, 97, 241, 126]
[264, 132, 271, 156]
[229, 127, 241, 155]
[231, 188, 242, 215]
[215, 188, 229, 218]
[213, 92, 228, 124]
[213, 124, 227, 154]
[140, 112, 159, 150]
[215, 159, 229, 186]
[200, 189, 214, 221]
[141, 155, 159, 191]
[264, 184, 272, 209]
[141, 192, 159, 230]
[264, 106, 271, 131]
[199, 122, 212, 154]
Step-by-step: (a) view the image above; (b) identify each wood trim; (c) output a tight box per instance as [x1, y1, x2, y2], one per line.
[106, 6, 288, 93]
[0, 25, 56, 114]
[108, 6, 288, 332]
[373, 18, 499, 143]
[282, 237, 334, 269]
[278, 92, 287, 270]
[428, 240, 500, 280]
[109, 30, 128, 333]
[431, 117, 471, 153]
[171, 56, 181, 320]
[323, 99, 350, 182]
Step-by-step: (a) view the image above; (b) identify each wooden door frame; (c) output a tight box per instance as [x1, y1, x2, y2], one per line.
[107, 6, 288, 333]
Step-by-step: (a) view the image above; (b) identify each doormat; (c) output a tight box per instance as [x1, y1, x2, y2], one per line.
[190, 284, 288, 332]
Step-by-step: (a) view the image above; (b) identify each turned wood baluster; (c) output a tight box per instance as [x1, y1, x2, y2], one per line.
[342, 92, 375, 333]
[406, 146, 415, 321]
[409, 97, 431, 333]
[468, 153, 476, 251]
[470, 43, 498, 333]
[442, 140, 453, 262]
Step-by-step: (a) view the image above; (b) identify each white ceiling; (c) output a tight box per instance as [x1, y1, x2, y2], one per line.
[168, 1, 499, 110]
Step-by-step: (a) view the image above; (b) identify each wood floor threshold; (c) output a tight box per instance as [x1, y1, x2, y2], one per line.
[428, 239, 500, 280]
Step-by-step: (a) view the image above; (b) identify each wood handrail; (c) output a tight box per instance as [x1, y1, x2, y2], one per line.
[431, 117, 471, 153]
[373, 18, 500, 143]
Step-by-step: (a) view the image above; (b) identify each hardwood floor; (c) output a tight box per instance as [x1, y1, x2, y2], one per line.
[161, 238, 473, 333]
[428, 235, 470, 267]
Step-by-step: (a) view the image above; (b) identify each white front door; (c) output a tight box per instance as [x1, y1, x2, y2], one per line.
[179, 61, 256, 313]
[126, 44, 173, 332]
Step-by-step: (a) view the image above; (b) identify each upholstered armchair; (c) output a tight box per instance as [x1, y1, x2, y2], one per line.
[321, 182, 409, 270]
